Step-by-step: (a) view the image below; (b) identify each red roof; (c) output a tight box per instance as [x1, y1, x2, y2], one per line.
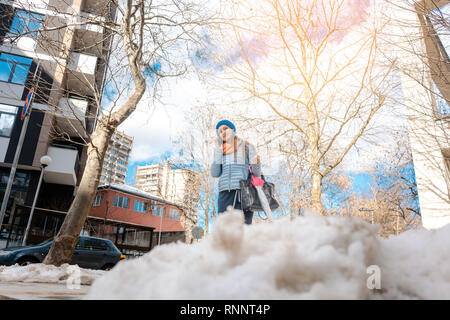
[88, 187, 185, 233]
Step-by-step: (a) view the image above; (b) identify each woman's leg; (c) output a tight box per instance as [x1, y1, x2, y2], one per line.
[217, 190, 238, 214]
[217, 190, 253, 224]
[243, 211, 254, 225]
[236, 190, 253, 225]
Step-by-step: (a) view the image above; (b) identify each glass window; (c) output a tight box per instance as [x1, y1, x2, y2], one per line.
[83, 238, 109, 251]
[0, 104, 17, 137]
[169, 209, 180, 221]
[152, 205, 164, 217]
[92, 193, 103, 207]
[8, 9, 44, 39]
[134, 200, 147, 213]
[0, 53, 32, 85]
[113, 195, 129, 209]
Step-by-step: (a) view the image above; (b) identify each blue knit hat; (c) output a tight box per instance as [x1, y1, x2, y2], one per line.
[216, 120, 236, 135]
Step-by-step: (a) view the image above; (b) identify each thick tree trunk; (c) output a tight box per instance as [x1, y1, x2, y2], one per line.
[310, 169, 324, 215]
[306, 105, 325, 215]
[43, 125, 112, 266]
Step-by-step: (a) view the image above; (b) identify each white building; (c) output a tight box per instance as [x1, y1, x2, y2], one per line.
[135, 162, 200, 205]
[100, 130, 133, 185]
[392, 0, 450, 229]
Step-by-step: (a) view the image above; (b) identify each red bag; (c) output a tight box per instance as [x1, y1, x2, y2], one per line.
[249, 165, 264, 187]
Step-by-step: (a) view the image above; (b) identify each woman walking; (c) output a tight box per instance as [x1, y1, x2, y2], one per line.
[211, 120, 261, 224]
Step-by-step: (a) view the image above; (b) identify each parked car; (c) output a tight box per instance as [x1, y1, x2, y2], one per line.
[0, 236, 125, 270]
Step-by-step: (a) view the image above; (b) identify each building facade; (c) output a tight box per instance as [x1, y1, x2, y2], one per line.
[100, 130, 133, 185]
[135, 162, 200, 203]
[0, 0, 116, 248]
[392, 0, 450, 229]
[88, 184, 185, 258]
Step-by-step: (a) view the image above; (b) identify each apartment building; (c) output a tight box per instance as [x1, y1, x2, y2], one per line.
[0, 0, 116, 248]
[135, 162, 201, 205]
[88, 184, 185, 258]
[393, 0, 450, 229]
[100, 130, 133, 185]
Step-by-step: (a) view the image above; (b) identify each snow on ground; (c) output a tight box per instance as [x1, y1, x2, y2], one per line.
[0, 263, 105, 286]
[86, 209, 450, 299]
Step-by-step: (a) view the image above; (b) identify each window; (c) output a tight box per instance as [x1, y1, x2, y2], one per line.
[0, 171, 30, 209]
[134, 200, 147, 213]
[8, 9, 44, 39]
[0, 53, 32, 85]
[444, 152, 450, 200]
[169, 208, 180, 221]
[152, 205, 164, 217]
[83, 238, 110, 251]
[113, 195, 129, 209]
[433, 81, 450, 118]
[0, 104, 17, 137]
[430, 4, 449, 57]
[92, 193, 103, 207]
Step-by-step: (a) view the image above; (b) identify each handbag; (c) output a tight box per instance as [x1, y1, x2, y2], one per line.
[239, 143, 279, 212]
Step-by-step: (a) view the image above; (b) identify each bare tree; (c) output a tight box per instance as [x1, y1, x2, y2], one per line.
[337, 127, 421, 236]
[206, 0, 396, 214]
[172, 103, 225, 235]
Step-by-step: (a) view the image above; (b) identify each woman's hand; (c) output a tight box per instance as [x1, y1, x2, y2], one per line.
[214, 136, 223, 148]
[251, 155, 261, 164]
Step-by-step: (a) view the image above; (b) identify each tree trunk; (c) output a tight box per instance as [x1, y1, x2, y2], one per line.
[306, 104, 324, 215]
[43, 125, 112, 266]
[310, 169, 324, 215]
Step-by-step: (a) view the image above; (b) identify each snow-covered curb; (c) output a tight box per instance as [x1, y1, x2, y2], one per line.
[84, 210, 450, 299]
[0, 263, 106, 286]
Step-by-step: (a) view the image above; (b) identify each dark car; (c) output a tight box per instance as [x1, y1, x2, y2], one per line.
[0, 236, 125, 270]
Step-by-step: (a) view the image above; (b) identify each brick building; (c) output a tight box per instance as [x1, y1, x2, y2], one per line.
[88, 184, 186, 258]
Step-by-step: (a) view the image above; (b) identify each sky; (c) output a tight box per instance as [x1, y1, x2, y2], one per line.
[118, 0, 380, 182]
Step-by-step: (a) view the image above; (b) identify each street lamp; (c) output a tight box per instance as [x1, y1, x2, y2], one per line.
[359, 207, 375, 224]
[22, 155, 52, 246]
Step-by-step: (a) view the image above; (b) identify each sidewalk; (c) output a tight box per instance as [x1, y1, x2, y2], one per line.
[0, 281, 91, 300]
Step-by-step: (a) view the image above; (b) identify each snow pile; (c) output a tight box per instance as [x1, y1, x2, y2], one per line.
[0, 263, 105, 285]
[86, 210, 450, 299]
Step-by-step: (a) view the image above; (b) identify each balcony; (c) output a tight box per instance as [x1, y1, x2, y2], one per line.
[67, 52, 97, 75]
[16, 0, 49, 10]
[54, 96, 90, 138]
[57, 96, 88, 118]
[66, 52, 97, 97]
[76, 11, 105, 34]
[43, 145, 79, 186]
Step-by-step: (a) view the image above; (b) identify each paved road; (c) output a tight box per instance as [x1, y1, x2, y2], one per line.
[0, 281, 91, 300]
